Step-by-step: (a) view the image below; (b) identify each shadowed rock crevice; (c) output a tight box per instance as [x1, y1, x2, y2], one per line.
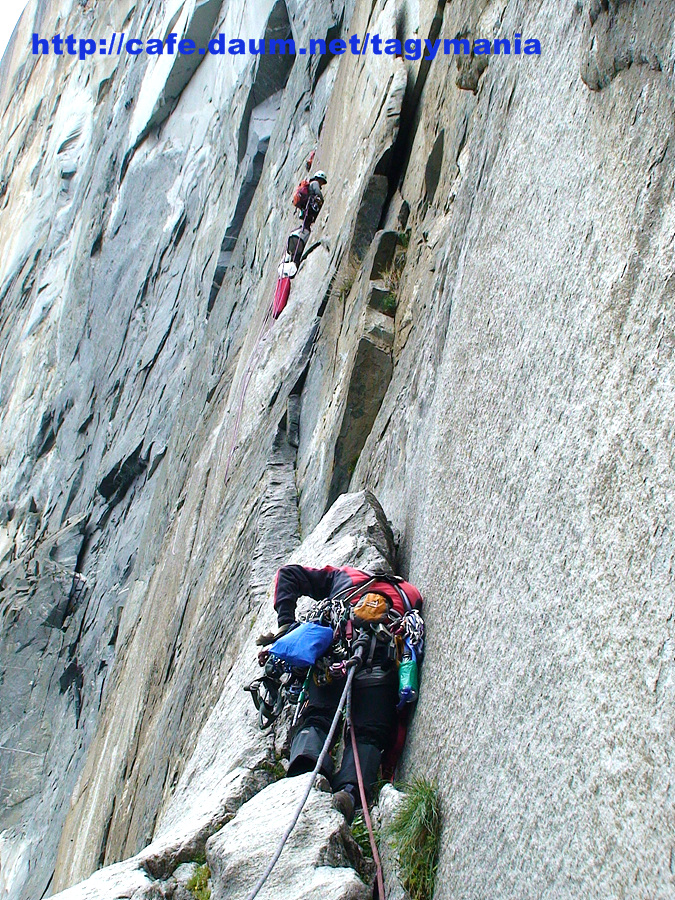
[97, 442, 149, 506]
[139, 0, 224, 140]
[311, 12, 346, 91]
[349, 174, 390, 262]
[327, 311, 394, 510]
[424, 130, 444, 206]
[237, 0, 295, 164]
[384, 0, 448, 204]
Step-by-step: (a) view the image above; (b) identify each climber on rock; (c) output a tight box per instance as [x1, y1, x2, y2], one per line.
[294, 170, 327, 228]
[277, 171, 327, 280]
[261, 563, 424, 824]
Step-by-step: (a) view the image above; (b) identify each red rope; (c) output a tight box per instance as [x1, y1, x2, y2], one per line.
[349, 725, 386, 900]
[220, 201, 314, 482]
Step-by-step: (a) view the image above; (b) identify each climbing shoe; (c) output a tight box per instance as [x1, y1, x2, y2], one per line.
[332, 789, 356, 825]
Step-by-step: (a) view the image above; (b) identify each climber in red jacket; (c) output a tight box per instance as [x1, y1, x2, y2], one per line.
[271, 564, 424, 823]
[278, 172, 327, 280]
[292, 170, 327, 228]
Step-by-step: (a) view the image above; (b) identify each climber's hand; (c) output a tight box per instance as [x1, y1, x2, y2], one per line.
[255, 622, 293, 647]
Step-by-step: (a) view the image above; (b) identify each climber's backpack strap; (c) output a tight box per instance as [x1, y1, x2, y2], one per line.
[365, 632, 378, 671]
[393, 581, 413, 612]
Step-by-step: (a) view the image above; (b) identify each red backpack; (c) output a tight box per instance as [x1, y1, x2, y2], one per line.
[292, 180, 310, 209]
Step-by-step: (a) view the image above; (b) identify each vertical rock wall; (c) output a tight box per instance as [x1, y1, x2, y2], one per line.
[0, 0, 673, 899]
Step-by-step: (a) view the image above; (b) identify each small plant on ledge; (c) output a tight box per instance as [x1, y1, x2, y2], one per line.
[187, 862, 211, 900]
[387, 777, 441, 900]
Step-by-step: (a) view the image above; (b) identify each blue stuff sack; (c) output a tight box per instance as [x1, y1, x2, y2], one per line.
[269, 622, 334, 667]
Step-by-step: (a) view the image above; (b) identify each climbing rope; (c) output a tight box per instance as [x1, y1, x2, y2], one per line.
[343, 663, 386, 898]
[245, 665, 357, 900]
[221, 301, 274, 484]
[350, 725, 386, 900]
[220, 202, 312, 485]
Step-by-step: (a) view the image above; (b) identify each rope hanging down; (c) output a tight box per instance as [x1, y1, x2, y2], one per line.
[245, 666, 356, 900]
[350, 725, 386, 899]
[220, 203, 311, 484]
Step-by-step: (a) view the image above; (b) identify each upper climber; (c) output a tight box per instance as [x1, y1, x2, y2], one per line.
[293, 170, 327, 229]
[277, 171, 328, 285]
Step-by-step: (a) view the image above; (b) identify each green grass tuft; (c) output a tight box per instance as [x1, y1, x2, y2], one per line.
[397, 230, 410, 249]
[387, 778, 441, 900]
[187, 862, 211, 900]
[330, 253, 361, 306]
[380, 246, 407, 309]
[351, 812, 378, 860]
[380, 292, 398, 315]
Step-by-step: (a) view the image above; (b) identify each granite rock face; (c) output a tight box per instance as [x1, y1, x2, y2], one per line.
[207, 774, 371, 900]
[45, 491, 388, 900]
[0, 0, 674, 899]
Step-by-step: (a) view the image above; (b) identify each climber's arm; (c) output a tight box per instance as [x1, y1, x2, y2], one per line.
[273, 565, 338, 626]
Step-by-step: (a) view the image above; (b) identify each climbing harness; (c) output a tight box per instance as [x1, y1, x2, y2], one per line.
[247, 573, 425, 727]
[301, 575, 380, 629]
[245, 664, 358, 900]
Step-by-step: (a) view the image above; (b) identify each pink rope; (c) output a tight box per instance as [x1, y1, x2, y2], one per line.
[349, 724, 386, 900]
[221, 301, 273, 483]
[221, 200, 316, 483]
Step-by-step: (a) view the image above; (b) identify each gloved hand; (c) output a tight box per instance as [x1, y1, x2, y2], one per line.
[255, 622, 293, 647]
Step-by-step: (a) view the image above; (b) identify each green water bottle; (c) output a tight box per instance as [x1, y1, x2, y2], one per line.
[398, 650, 418, 704]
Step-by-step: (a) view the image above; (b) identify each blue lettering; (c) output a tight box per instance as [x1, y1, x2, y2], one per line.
[209, 34, 226, 54]
[32, 34, 49, 55]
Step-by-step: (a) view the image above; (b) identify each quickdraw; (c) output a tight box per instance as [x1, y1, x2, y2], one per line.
[393, 608, 425, 656]
[244, 656, 306, 729]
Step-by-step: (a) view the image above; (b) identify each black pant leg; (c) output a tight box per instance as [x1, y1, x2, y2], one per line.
[288, 676, 344, 777]
[332, 667, 398, 798]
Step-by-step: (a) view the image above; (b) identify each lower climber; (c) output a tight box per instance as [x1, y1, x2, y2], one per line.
[270, 564, 424, 823]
